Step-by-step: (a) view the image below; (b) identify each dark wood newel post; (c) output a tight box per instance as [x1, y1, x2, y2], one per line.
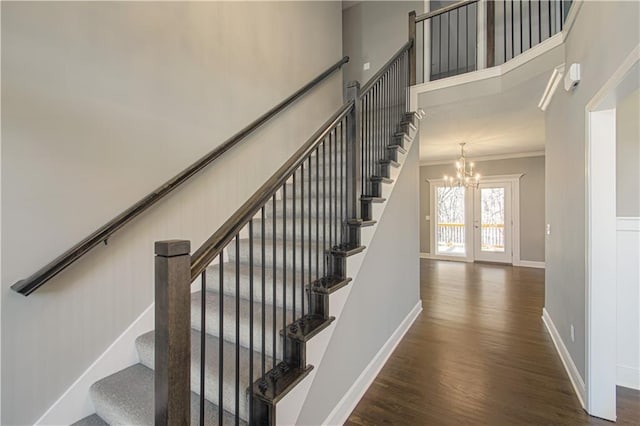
[345, 81, 362, 225]
[155, 239, 191, 426]
[408, 10, 417, 85]
[486, 0, 495, 67]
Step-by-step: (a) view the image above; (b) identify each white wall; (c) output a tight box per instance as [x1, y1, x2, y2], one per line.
[544, 0, 639, 381]
[1, 2, 342, 424]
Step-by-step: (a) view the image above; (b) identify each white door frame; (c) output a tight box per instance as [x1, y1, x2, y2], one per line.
[473, 181, 514, 264]
[584, 45, 639, 421]
[427, 174, 523, 263]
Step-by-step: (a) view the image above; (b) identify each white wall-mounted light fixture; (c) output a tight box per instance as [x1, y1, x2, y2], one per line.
[564, 63, 581, 91]
[539, 64, 565, 111]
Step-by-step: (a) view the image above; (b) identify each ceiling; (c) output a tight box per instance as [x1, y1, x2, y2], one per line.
[418, 71, 549, 163]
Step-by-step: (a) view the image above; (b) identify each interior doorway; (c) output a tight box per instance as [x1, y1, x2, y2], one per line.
[429, 174, 522, 263]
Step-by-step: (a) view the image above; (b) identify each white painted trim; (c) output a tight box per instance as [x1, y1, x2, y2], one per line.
[420, 151, 545, 166]
[585, 45, 639, 421]
[617, 365, 640, 391]
[561, 0, 583, 41]
[419, 252, 473, 263]
[539, 64, 565, 111]
[514, 260, 545, 269]
[35, 304, 154, 425]
[542, 308, 586, 408]
[411, 32, 563, 95]
[322, 301, 423, 426]
[617, 217, 640, 232]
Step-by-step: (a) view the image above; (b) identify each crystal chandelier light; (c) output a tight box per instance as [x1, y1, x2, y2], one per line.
[443, 143, 480, 188]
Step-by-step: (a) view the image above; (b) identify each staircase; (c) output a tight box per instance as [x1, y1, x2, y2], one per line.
[67, 43, 420, 426]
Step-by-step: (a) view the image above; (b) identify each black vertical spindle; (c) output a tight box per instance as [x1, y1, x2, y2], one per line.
[218, 250, 224, 426]
[271, 197, 276, 368]
[261, 208, 266, 377]
[511, 1, 515, 60]
[282, 184, 287, 359]
[315, 147, 320, 280]
[301, 164, 305, 318]
[248, 220, 254, 426]
[200, 270, 205, 426]
[548, 0, 552, 38]
[292, 172, 297, 319]
[322, 140, 327, 277]
[504, 1, 508, 62]
[520, 0, 523, 54]
[538, 0, 542, 44]
[235, 235, 240, 426]
[529, 0, 532, 49]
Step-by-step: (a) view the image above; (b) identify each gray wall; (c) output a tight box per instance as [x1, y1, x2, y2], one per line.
[342, 1, 423, 85]
[1, 2, 342, 424]
[544, 1, 639, 380]
[420, 156, 546, 262]
[297, 126, 421, 424]
[616, 88, 640, 217]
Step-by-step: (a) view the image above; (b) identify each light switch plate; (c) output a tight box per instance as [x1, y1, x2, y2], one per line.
[363, 62, 370, 70]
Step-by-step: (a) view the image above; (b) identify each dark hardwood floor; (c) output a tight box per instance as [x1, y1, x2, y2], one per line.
[346, 259, 640, 425]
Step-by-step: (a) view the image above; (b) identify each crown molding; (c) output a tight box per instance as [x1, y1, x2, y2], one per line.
[420, 150, 545, 166]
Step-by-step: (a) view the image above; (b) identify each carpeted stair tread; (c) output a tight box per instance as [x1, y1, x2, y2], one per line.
[136, 329, 273, 422]
[206, 262, 311, 309]
[89, 363, 242, 426]
[251, 216, 348, 242]
[191, 290, 295, 356]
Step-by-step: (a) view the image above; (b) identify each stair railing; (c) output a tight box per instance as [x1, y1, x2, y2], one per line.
[154, 41, 416, 425]
[10, 56, 348, 296]
[411, 0, 573, 83]
[155, 101, 358, 425]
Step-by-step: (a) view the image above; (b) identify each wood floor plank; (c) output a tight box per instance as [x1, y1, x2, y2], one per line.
[345, 260, 640, 425]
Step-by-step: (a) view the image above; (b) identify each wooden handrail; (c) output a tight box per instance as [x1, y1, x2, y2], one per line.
[11, 56, 349, 296]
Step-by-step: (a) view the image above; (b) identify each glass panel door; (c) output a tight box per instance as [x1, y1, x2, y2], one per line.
[473, 182, 512, 263]
[435, 185, 466, 256]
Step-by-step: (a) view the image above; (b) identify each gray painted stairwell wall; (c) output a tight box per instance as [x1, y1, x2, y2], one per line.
[1, 2, 342, 424]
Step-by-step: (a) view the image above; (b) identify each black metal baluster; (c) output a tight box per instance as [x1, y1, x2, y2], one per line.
[334, 124, 338, 245]
[293, 171, 297, 319]
[456, 9, 460, 73]
[548, 0, 552, 38]
[511, 1, 515, 60]
[308, 156, 312, 310]
[200, 270, 205, 426]
[519, 0, 523, 54]
[538, 0, 542, 44]
[315, 148, 320, 280]
[282, 184, 287, 359]
[272, 197, 276, 368]
[505, 1, 508, 62]
[447, 11, 451, 75]
[329, 131, 333, 256]
[301, 163, 305, 318]
[218, 250, 224, 426]
[235, 235, 240, 426]
[466, 6, 469, 69]
[248, 220, 254, 426]
[560, 0, 564, 31]
[340, 120, 345, 244]
[261, 207, 266, 377]
[322, 140, 327, 278]
[529, 0, 532, 49]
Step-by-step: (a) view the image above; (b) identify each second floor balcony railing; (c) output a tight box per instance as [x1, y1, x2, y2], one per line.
[412, 0, 573, 83]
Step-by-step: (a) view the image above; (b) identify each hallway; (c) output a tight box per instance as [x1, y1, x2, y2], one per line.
[346, 260, 640, 425]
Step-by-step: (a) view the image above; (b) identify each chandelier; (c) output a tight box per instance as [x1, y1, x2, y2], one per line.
[443, 143, 480, 188]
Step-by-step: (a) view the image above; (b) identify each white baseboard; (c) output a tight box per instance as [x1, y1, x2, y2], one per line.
[617, 365, 640, 390]
[322, 300, 423, 426]
[542, 308, 586, 408]
[35, 304, 154, 425]
[515, 260, 546, 269]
